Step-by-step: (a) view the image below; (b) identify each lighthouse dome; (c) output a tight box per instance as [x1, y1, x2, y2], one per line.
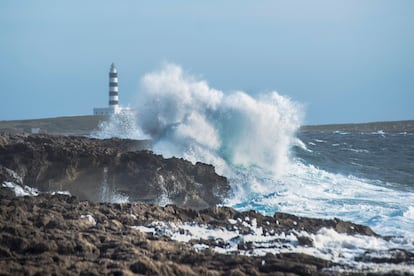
[110, 63, 117, 73]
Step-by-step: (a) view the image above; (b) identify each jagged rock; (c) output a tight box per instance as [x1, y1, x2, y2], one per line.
[273, 212, 377, 236]
[0, 191, 410, 275]
[1, 133, 411, 275]
[0, 192, 334, 275]
[355, 248, 414, 264]
[0, 133, 229, 209]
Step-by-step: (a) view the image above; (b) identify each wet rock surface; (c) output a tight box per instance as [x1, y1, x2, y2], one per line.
[0, 191, 346, 275]
[0, 133, 229, 209]
[1, 188, 413, 274]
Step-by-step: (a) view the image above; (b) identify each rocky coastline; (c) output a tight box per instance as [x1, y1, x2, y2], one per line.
[0, 189, 382, 275]
[1, 133, 413, 275]
[0, 133, 229, 209]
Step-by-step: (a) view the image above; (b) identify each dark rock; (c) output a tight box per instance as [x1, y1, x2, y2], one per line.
[57, 240, 76, 255]
[1, 233, 29, 253]
[0, 246, 11, 257]
[0, 187, 15, 199]
[26, 242, 50, 254]
[355, 248, 414, 264]
[1, 192, 398, 275]
[0, 133, 230, 209]
[297, 235, 313, 247]
[45, 219, 62, 230]
[273, 212, 378, 236]
[130, 257, 160, 274]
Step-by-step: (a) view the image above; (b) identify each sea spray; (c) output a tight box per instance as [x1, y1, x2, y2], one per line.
[136, 64, 303, 177]
[92, 109, 148, 140]
[92, 64, 414, 239]
[95, 63, 303, 207]
[99, 167, 129, 203]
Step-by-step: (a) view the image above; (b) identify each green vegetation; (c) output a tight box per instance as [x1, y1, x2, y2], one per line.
[0, 115, 108, 135]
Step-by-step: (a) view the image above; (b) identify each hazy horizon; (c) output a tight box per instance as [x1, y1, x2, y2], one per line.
[1, 1, 413, 124]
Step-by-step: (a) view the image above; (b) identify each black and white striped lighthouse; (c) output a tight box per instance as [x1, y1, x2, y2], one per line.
[93, 62, 129, 116]
[109, 63, 119, 108]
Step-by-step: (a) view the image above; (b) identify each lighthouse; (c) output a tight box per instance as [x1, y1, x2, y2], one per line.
[93, 63, 122, 115]
[109, 63, 119, 108]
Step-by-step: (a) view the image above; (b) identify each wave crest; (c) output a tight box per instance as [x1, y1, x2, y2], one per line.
[136, 63, 303, 176]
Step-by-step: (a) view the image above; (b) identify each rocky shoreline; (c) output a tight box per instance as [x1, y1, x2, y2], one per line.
[0, 189, 384, 275]
[2, 189, 414, 275]
[0, 133, 229, 209]
[1, 133, 413, 275]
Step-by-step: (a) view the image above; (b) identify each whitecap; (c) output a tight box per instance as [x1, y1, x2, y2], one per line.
[2, 182, 39, 197]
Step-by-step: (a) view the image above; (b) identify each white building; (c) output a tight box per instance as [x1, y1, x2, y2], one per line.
[93, 63, 122, 116]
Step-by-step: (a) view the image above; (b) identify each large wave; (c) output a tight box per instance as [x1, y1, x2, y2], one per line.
[135, 64, 303, 177]
[95, 64, 414, 238]
[96, 63, 303, 205]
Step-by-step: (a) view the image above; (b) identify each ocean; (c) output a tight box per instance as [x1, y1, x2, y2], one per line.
[92, 64, 414, 271]
[95, 64, 414, 239]
[229, 130, 414, 239]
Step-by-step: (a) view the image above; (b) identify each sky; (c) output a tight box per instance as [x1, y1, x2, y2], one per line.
[1, 1, 413, 124]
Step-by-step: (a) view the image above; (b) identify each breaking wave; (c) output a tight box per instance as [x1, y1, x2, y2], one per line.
[95, 63, 414, 239]
[96, 62, 303, 209]
[135, 64, 303, 177]
[123, 64, 305, 209]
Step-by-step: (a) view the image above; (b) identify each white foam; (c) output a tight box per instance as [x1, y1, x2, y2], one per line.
[132, 220, 414, 272]
[2, 182, 39, 197]
[403, 206, 414, 219]
[91, 110, 148, 140]
[348, 148, 370, 153]
[51, 190, 72, 196]
[80, 214, 96, 226]
[192, 243, 209, 251]
[294, 138, 312, 152]
[2, 181, 73, 198]
[334, 131, 349, 135]
[225, 161, 414, 239]
[2, 168, 23, 184]
[228, 218, 237, 224]
[135, 63, 302, 176]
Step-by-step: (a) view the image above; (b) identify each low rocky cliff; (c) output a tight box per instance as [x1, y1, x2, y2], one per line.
[0, 133, 230, 209]
[0, 190, 384, 275]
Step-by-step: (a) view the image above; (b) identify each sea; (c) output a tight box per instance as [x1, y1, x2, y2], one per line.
[233, 130, 414, 238]
[95, 64, 414, 238]
[91, 64, 414, 271]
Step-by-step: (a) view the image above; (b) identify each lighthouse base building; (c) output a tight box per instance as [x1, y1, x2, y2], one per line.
[93, 63, 125, 116]
[93, 106, 122, 116]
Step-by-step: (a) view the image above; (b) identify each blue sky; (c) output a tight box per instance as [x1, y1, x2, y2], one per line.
[1, 1, 413, 124]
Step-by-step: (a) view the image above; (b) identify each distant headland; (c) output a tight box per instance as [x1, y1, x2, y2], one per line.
[0, 115, 413, 136]
[301, 120, 414, 133]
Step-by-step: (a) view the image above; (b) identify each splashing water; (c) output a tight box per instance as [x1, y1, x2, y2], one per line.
[99, 167, 129, 203]
[96, 63, 302, 209]
[95, 64, 414, 240]
[91, 109, 148, 140]
[136, 64, 303, 177]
